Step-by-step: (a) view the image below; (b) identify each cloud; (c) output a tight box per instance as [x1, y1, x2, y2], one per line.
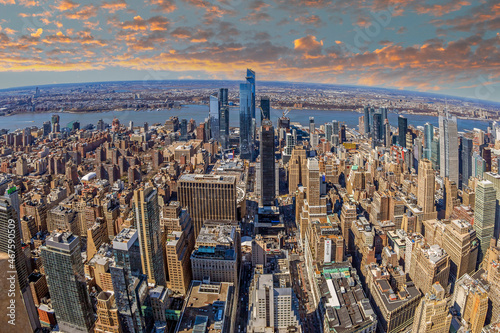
[30, 28, 43, 37]
[149, 0, 176, 13]
[101, 0, 127, 13]
[294, 35, 323, 53]
[54, 0, 79, 11]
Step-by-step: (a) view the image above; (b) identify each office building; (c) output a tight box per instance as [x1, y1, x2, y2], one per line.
[463, 284, 489, 333]
[180, 119, 188, 141]
[110, 228, 153, 332]
[260, 96, 270, 121]
[417, 159, 435, 214]
[462, 137, 473, 186]
[364, 106, 370, 135]
[409, 241, 450, 296]
[219, 88, 229, 149]
[209, 94, 220, 142]
[439, 112, 459, 185]
[474, 180, 496, 264]
[94, 291, 122, 333]
[133, 187, 166, 286]
[288, 145, 307, 194]
[367, 263, 422, 333]
[191, 222, 240, 284]
[423, 123, 433, 160]
[398, 116, 407, 148]
[313, 262, 376, 333]
[41, 232, 94, 333]
[309, 117, 315, 135]
[178, 174, 237, 238]
[260, 119, 276, 206]
[247, 274, 301, 332]
[411, 283, 451, 333]
[165, 214, 195, 294]
[175, 280, 234, 333]
[239, 82, 253, 159]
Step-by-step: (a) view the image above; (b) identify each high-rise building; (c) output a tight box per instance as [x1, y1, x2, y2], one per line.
[246, 69, 256, 120]
[424, 123, 433, 160]
[462, 137, 473, 187]
[133, 187, 166, 286]
[43, 121, 51, 136]
[417, 159, 435, 214]
[247, 274, 301, 332]
[260, 119, 275, 207]
[179, 119, 188, 141]
[364, 106, 370, 135]
[178, 174, 237, 237]
[398, 115, 407, 148]
[409, 241, 450, 296]
[309, 117, 315, 136]
[41, 232, 95, 333]
[439, 112, 459, 185]
[110, 228, 153, 332]
[463, 283, 489, 333]
[288, 145, 307, 194]
[411, 283, 451, 333]
[191, 222, 240, 284]
[165, 222, 194, 294]
[94, 291, 122, 333]
[373, 112, 382, 142]
[431, 138, 440, 170]
[260, 96, 270, 122]
[209, 94, 220, 142]
[239, 82, 253, 159]
[219, 88, 229, 148]
[474, 180, 496, 264]
[325, 123, 333, 144]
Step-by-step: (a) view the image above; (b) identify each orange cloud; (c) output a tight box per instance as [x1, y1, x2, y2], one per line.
[101, 0, 127, 13]
[30, 28, 43, 37]
[294, 35, 323, 51]
[54, 0, 79, 11]
[150, 0, 176, 13]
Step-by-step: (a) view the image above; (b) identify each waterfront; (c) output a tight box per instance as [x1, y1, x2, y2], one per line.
[0, 105, 490, 132]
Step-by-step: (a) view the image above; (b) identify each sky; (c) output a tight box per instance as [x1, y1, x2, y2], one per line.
[0, 0, 499, 102]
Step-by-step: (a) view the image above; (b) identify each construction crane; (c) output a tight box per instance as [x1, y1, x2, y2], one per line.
[282, 108, 291, 118]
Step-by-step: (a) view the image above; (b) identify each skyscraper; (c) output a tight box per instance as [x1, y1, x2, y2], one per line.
[239, 82, 253, 159]
[373, 112, 382, 142]
[209, 94, 220, 141]
[219, 88, 229, 149]
[178, 174, 237, 237]
[417, 159, 435, 214]
[439, 112, 459, 185]
[179, 118, 188, 141]
[246, 69, 256, 120]
[260, 96, 270, 122]
[474, 180, 496, 264]
[411, 283, 451, 333]
[325, 123, 333, 143]
[260, 119, 276, 207]
[364, 106, 370, 135]
[423, 123, 433, 160]
[133, 187, 166, 286]
[398, 115, 407, 148]
[110, 228, 153, 332]
[309, 117, 315, 135]
[41, 232, 94, 333]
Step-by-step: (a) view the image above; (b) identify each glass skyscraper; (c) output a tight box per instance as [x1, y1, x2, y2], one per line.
[209, 94, 220, 141]
[364, 106, 370, 135]
[462, 137, 473, 187]
[260, 96, 270, 122]
[424, 123, 433, 160]
[219, 88, 229, 149]
[260, 119, 276, 206]
[240, 82, 253, 159]
[398, 116, 408, 148]
[439, 113, 459, 185]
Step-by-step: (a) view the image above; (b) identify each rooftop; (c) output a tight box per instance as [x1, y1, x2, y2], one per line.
[175, 281, 233, 333]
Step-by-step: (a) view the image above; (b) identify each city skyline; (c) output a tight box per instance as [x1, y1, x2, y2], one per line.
[0, 0, 499, 102]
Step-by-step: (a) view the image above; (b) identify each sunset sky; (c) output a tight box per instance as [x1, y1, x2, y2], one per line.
[0, 0, 499, 101]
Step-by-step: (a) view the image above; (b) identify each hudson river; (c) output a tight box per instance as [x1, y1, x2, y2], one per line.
[0, 105, 490, 132]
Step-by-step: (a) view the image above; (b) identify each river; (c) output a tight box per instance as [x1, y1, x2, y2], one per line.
[0, 105, 490, 132]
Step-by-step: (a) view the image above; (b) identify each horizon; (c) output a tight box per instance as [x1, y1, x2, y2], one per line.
[2, 77, 500, 107]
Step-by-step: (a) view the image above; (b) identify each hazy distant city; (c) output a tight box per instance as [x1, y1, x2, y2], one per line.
[1, 0, 500, 332]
